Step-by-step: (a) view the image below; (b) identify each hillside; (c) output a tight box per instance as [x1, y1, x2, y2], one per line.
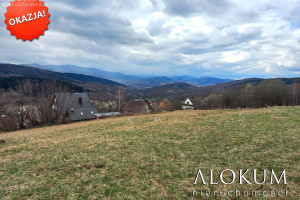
[129, 78, 300, 100]
[0, 77, 84, 93]
[0, 64, 125, 101]
[25, 63, 143, 86]
[0, 107, 299, 199]
[135, 82, 198, 99]
[128, 78, 262, 100]
[25, 64, 233, 88]
[0, 64, 124, 87]
[125, 76, 174, 88]
[187, 76, 234, 86]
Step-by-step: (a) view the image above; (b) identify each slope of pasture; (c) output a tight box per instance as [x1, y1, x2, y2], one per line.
[0, 107, 299, 199]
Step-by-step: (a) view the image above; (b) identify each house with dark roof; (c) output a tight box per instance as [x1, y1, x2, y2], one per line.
[53, 93, 98, 122]
[122, 100, 151, 115]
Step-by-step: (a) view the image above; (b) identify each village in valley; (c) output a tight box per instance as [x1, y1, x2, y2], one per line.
[0, 89, 195, 131]
[0, 63, 299, 132]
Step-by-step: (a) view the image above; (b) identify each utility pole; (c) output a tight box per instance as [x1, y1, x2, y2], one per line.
[292, 80, 299, 105]
[118, 88, 121, 112]
[293, 83, 296, 105]
[296, 80, 299, 105]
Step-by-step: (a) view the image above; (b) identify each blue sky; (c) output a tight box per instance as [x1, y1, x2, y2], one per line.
[0, 0, 300, 78]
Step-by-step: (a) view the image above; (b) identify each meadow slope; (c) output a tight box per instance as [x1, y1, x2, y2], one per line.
[0, 107, 299, 199]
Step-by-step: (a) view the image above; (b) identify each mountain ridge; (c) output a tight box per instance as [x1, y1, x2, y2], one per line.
[0, 63, 124, 87]
[24, 64, 234, 88]
[127, 77, 300, 100]
[0, 63, 125, 101]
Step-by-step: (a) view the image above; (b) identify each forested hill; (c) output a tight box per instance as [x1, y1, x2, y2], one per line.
[0, 64, 125, 87]
[128, 78, 300, 100]
[0, 63, 125, 101]
[0, 77, 84, 93]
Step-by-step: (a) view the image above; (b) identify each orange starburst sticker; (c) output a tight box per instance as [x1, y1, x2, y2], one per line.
[4, 0, 50, 41]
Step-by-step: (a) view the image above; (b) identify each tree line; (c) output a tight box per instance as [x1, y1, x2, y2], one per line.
[197, 79, 300, 109]
[0, 78, 126, 132]
[1, 78, 299, 132]
[0, 79, 77, 131]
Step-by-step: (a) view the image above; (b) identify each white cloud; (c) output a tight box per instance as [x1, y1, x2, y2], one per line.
[220, 51, 251, 63]
[0, 0, 299, 78]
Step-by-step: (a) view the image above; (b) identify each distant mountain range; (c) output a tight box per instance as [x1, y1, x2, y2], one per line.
[127, 77, 300, 100]
[1, 63, 300, 102]
[0, 64, 124, 101]
[0, 64, 124, 87]
[24, 64, 234, 88]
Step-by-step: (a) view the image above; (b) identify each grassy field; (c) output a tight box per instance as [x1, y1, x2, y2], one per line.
[0, 107, 299, 199]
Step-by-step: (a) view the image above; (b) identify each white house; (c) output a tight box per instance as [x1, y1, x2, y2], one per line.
[182, 98, 195, 110]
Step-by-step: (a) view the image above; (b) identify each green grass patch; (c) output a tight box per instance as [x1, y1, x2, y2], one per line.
[0, 107, 299, 199]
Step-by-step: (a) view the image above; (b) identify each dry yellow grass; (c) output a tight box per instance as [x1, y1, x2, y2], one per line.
[0, 107, 299, 199]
